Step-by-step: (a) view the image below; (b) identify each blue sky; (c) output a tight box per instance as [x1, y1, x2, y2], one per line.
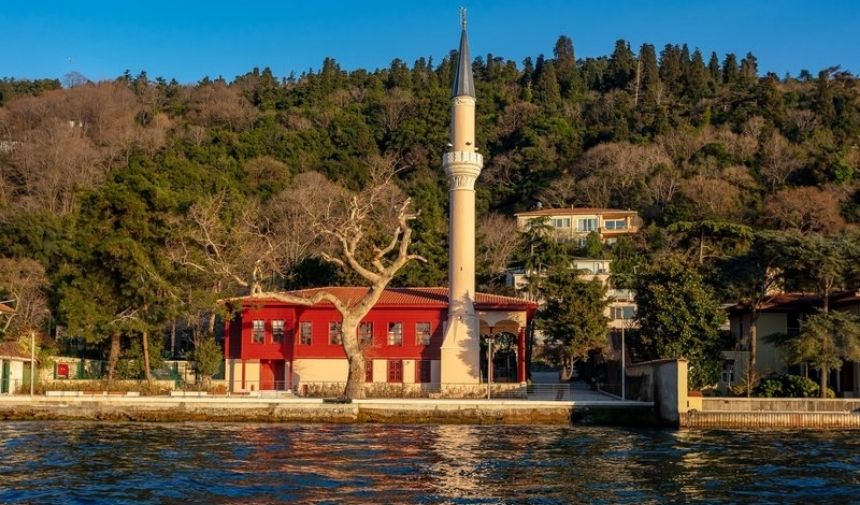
[1, 1, 857, 83]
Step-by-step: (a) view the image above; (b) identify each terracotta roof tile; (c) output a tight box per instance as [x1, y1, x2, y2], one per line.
[244, 287, 537, 310]
[728, 291, 860, 313]
[0, 341, 29, 359]
[515, 207, 637, 217]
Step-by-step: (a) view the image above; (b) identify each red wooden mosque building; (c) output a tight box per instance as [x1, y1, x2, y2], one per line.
[224, 288, 537, 392]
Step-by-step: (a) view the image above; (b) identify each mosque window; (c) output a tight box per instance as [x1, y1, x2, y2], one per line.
[272, 320, 285, 343]
[299, 322, 312, 345]
[387, 322, 403, 346]
[359, 322, 374, 346]
[416, 322, 431, 345]
[252, 320, 265, 344]
[328, 322, 343, 345]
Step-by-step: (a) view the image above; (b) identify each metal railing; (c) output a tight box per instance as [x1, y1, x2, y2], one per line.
[526, 383, 577, 401]
[223, 381, 529, 399]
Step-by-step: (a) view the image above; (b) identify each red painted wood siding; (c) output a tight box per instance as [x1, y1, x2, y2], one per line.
[236, 304, 445, 361]
[236, 306, 296, 360]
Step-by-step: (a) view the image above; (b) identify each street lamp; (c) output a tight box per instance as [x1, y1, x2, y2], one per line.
[486, 326, 495, 400]
[621, 319, 627, 401]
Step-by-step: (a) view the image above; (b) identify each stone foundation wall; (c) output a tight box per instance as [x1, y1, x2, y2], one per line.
[0, 397, 568, 424]
[297, 382, 527, 399]
[700, 398, 860, 413]
[684, 411, 860, 429]
[684, 397, 860, 429]
[439, 383, 526, 399]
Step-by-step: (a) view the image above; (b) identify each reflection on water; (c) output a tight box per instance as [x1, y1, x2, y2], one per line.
[0, 422, 858, 504]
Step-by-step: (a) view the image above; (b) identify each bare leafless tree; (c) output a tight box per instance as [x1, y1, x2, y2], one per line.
[759, 131, 803, 191]
[575, 142, 672, 208]
[762, 186, 846, 234]
[680, 175, 744, 221]
[186, 82, 257, 131]
[0, 257, 48, 339]
[478, 213, 519, 280]
[173, 156, 425, 398]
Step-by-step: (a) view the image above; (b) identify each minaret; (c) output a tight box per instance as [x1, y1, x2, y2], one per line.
[441, 11, 483, 386]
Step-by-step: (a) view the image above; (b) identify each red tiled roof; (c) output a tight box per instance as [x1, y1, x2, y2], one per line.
[727, 291, 860, 313]
[0, 341, 29, 359]
[833, 290, 860, 305]
[515, 207, 637, 217]
[243, 287, 537, 310]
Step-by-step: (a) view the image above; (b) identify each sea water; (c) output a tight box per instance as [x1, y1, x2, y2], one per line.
[0, 422, 858, 504]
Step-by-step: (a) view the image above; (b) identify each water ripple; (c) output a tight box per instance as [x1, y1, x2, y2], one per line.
[0, 422, 858, 504]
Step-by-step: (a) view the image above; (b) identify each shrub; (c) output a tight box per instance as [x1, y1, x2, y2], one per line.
[781, 374, 822, 397]
[752, 374, 834, 398]
[754, 377, 784, 397]
[30, 379, 171, 396]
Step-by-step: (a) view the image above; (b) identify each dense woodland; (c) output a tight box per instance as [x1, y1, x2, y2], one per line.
[1, 37, 859, 389]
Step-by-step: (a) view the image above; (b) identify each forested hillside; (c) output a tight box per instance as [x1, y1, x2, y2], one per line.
[1, 37, 859, 362]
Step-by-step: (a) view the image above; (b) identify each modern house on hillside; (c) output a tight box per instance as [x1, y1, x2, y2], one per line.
[505, 257, 637, 331]
[725, 291, 860, 397]
[515, 207, 642, 246]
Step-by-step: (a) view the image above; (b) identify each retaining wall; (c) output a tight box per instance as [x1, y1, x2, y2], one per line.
[684, 411, 860, 429]
[625, 358, 688, 426]
[683, 397, 860, 429]
[0, 396, 652, 426]
[700, 398, 860, 413]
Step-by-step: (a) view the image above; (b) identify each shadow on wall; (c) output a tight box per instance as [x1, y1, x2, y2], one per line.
[454, 292, 481, 381]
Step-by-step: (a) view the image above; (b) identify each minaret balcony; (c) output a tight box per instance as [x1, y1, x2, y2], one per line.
[443, 151, 483, 171]
[443, 151, 483, 190]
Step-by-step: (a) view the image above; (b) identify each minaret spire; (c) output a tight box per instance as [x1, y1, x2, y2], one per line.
[441, 10, 483, 388]
[452, 9, 475, 98]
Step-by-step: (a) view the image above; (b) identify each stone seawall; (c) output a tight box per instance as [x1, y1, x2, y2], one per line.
[700, 398, 860, 413]
[0, 397, 653, 425]
[683, 397, 860, 430]
[684, 411, 860, 429]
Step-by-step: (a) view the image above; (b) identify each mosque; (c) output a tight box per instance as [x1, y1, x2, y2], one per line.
[223, 21, 537, 395]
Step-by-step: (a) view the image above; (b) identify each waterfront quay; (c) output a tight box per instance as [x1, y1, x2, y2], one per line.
[0, 394, 655, 425]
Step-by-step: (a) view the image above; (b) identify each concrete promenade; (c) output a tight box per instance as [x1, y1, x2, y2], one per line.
[0, 394, 654, 425]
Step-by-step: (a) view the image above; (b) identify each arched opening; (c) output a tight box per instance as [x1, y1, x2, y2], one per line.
[480, 319, 521, 383]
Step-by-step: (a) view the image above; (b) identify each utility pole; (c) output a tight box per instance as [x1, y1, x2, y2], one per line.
[29, 330, 35, 397]
[621, 324, 626, 401]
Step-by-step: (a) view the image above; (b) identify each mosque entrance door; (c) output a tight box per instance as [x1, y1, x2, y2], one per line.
[260, 360, 285, 390]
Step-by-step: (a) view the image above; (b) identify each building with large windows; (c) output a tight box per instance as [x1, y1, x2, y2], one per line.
[514, 207, 642, 246]
[505, 257, 637, 331]
[724, 291, 860, 397]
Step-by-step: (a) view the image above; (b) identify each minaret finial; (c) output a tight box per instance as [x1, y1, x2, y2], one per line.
[452, 8, 475, 98]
